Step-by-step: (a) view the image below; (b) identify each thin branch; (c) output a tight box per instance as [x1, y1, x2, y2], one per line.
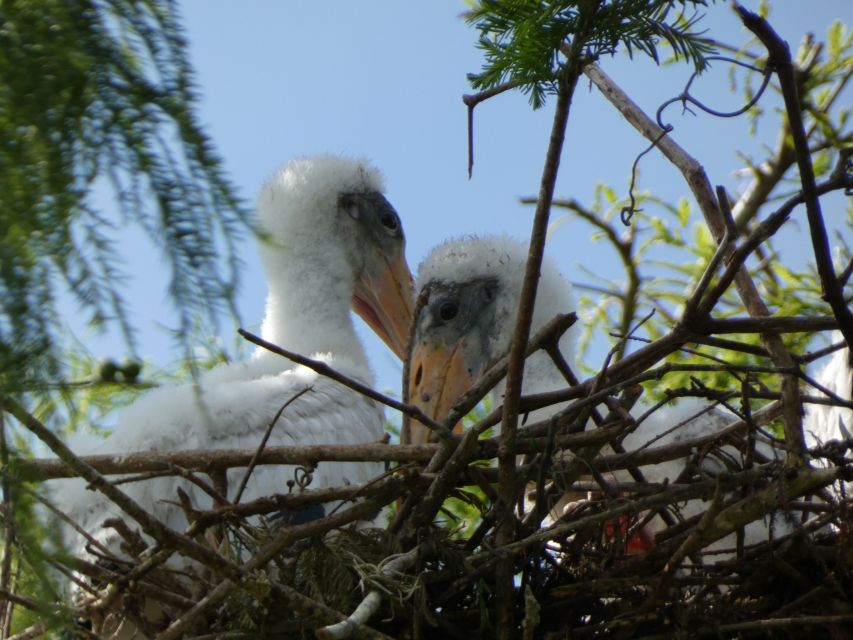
[463, 79, 528, 177]
[533, 197, 640, 360]
[471, 465, 842, 566]
[238, 329, 449, 441]
[496, 66, 580, 636]
[20, 442, 438, 481]
[700, 315, 838, 335]
[192, 474, 417, 532]
[0, 405, 15, 638]
[736, 3, 853, 348]
[233, 386, 313, 503]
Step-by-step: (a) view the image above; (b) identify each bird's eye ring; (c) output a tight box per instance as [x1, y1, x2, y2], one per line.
[439, 301, 458, 322]
[379, 211, 399, 231]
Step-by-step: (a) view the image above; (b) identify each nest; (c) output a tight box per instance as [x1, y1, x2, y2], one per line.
[12, 379, 850, 640]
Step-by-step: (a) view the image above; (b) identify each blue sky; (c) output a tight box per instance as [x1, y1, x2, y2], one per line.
[77, 1, 851, 406]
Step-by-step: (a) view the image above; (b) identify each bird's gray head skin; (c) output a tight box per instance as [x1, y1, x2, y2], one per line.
[406, 234, 576, 444]
[257, 155, 414, 359]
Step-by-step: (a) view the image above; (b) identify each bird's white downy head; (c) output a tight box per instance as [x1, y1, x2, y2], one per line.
[417, 234, 577, 375]
[406, 234, 577, 443]
[254, 155, 412, 373]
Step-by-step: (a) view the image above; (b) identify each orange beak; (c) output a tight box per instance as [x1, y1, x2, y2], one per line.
[404, 339, 475, 445]
[352, 248, 414, 360]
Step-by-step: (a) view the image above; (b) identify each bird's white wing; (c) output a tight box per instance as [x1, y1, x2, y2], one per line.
[50, 362, 385, 560]
[804, 341, 852, 499]
[622, 399, 796, 549]
[805, 343, 852, 447]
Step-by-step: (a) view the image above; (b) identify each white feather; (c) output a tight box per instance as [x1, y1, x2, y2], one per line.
[804, 332, 852, 498]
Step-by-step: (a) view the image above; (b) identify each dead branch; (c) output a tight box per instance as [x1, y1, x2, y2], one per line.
[18, 442, 437, 481]
[736, 3, 853, 348]
[233, 386, 313, 503]
[238, 329, 450, 441]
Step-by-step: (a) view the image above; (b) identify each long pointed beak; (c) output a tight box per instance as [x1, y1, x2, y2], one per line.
[405, 340, 475, 445]
[352, 248, 414, 360]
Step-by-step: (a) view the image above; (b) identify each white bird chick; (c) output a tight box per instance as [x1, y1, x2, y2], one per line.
[406, 234, 791, 556]
[53, 155, 414, 635]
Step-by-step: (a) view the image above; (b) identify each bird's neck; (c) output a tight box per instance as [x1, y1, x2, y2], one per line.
[257, 251, 372, 378]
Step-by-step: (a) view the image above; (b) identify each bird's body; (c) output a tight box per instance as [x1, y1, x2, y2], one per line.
[408, 235, 791, 556]
[52, 155, 414, 634]
[60, 354, 384, 548]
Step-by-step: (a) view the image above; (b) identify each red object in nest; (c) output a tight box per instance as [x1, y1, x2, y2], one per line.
[604, 515, 656, 555]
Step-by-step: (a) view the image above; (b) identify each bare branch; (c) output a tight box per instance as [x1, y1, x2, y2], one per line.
[736, 3, 853, 348]
[238, 329, 450, 441]
[19, 442, 437, 481]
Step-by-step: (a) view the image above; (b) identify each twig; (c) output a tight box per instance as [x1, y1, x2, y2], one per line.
[705, 614, 853, 634]
[652, 479, 725, 603]
[701, 317, 840, 335]
[714, 186, 806, 464]
[534, 197, 640, 360]
[463, 79, 528, 177]
[0, 590, 39, 616]
[19, 442, 438, 481]
[396, 426, 482, 542]
[557, 401, 784, 474]
[471, 465, 841, 565]
[233, 385, 312, 503]
[696, 173, 853, 321]
[686, 334, 770, 359]
[4, 621, 47, 640]
[736, 3, 853, 348]
[112, 462, 227, 506]
[238, 329, 449, 441]
[0, 406, 15, 638]
[192, 474, 419, 532]
[496, 66, 580, 636]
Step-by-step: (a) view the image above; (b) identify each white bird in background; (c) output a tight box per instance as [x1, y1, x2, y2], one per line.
[405, 235, 791, 556]
[52, 155, 414, 633]
[804, 333, 852, 499]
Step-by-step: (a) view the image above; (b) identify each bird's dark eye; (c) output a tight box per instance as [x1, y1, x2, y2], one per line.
[379, 211, 399, 231]
[439, 301, 458, 322]
[483, 285, 494, 302]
